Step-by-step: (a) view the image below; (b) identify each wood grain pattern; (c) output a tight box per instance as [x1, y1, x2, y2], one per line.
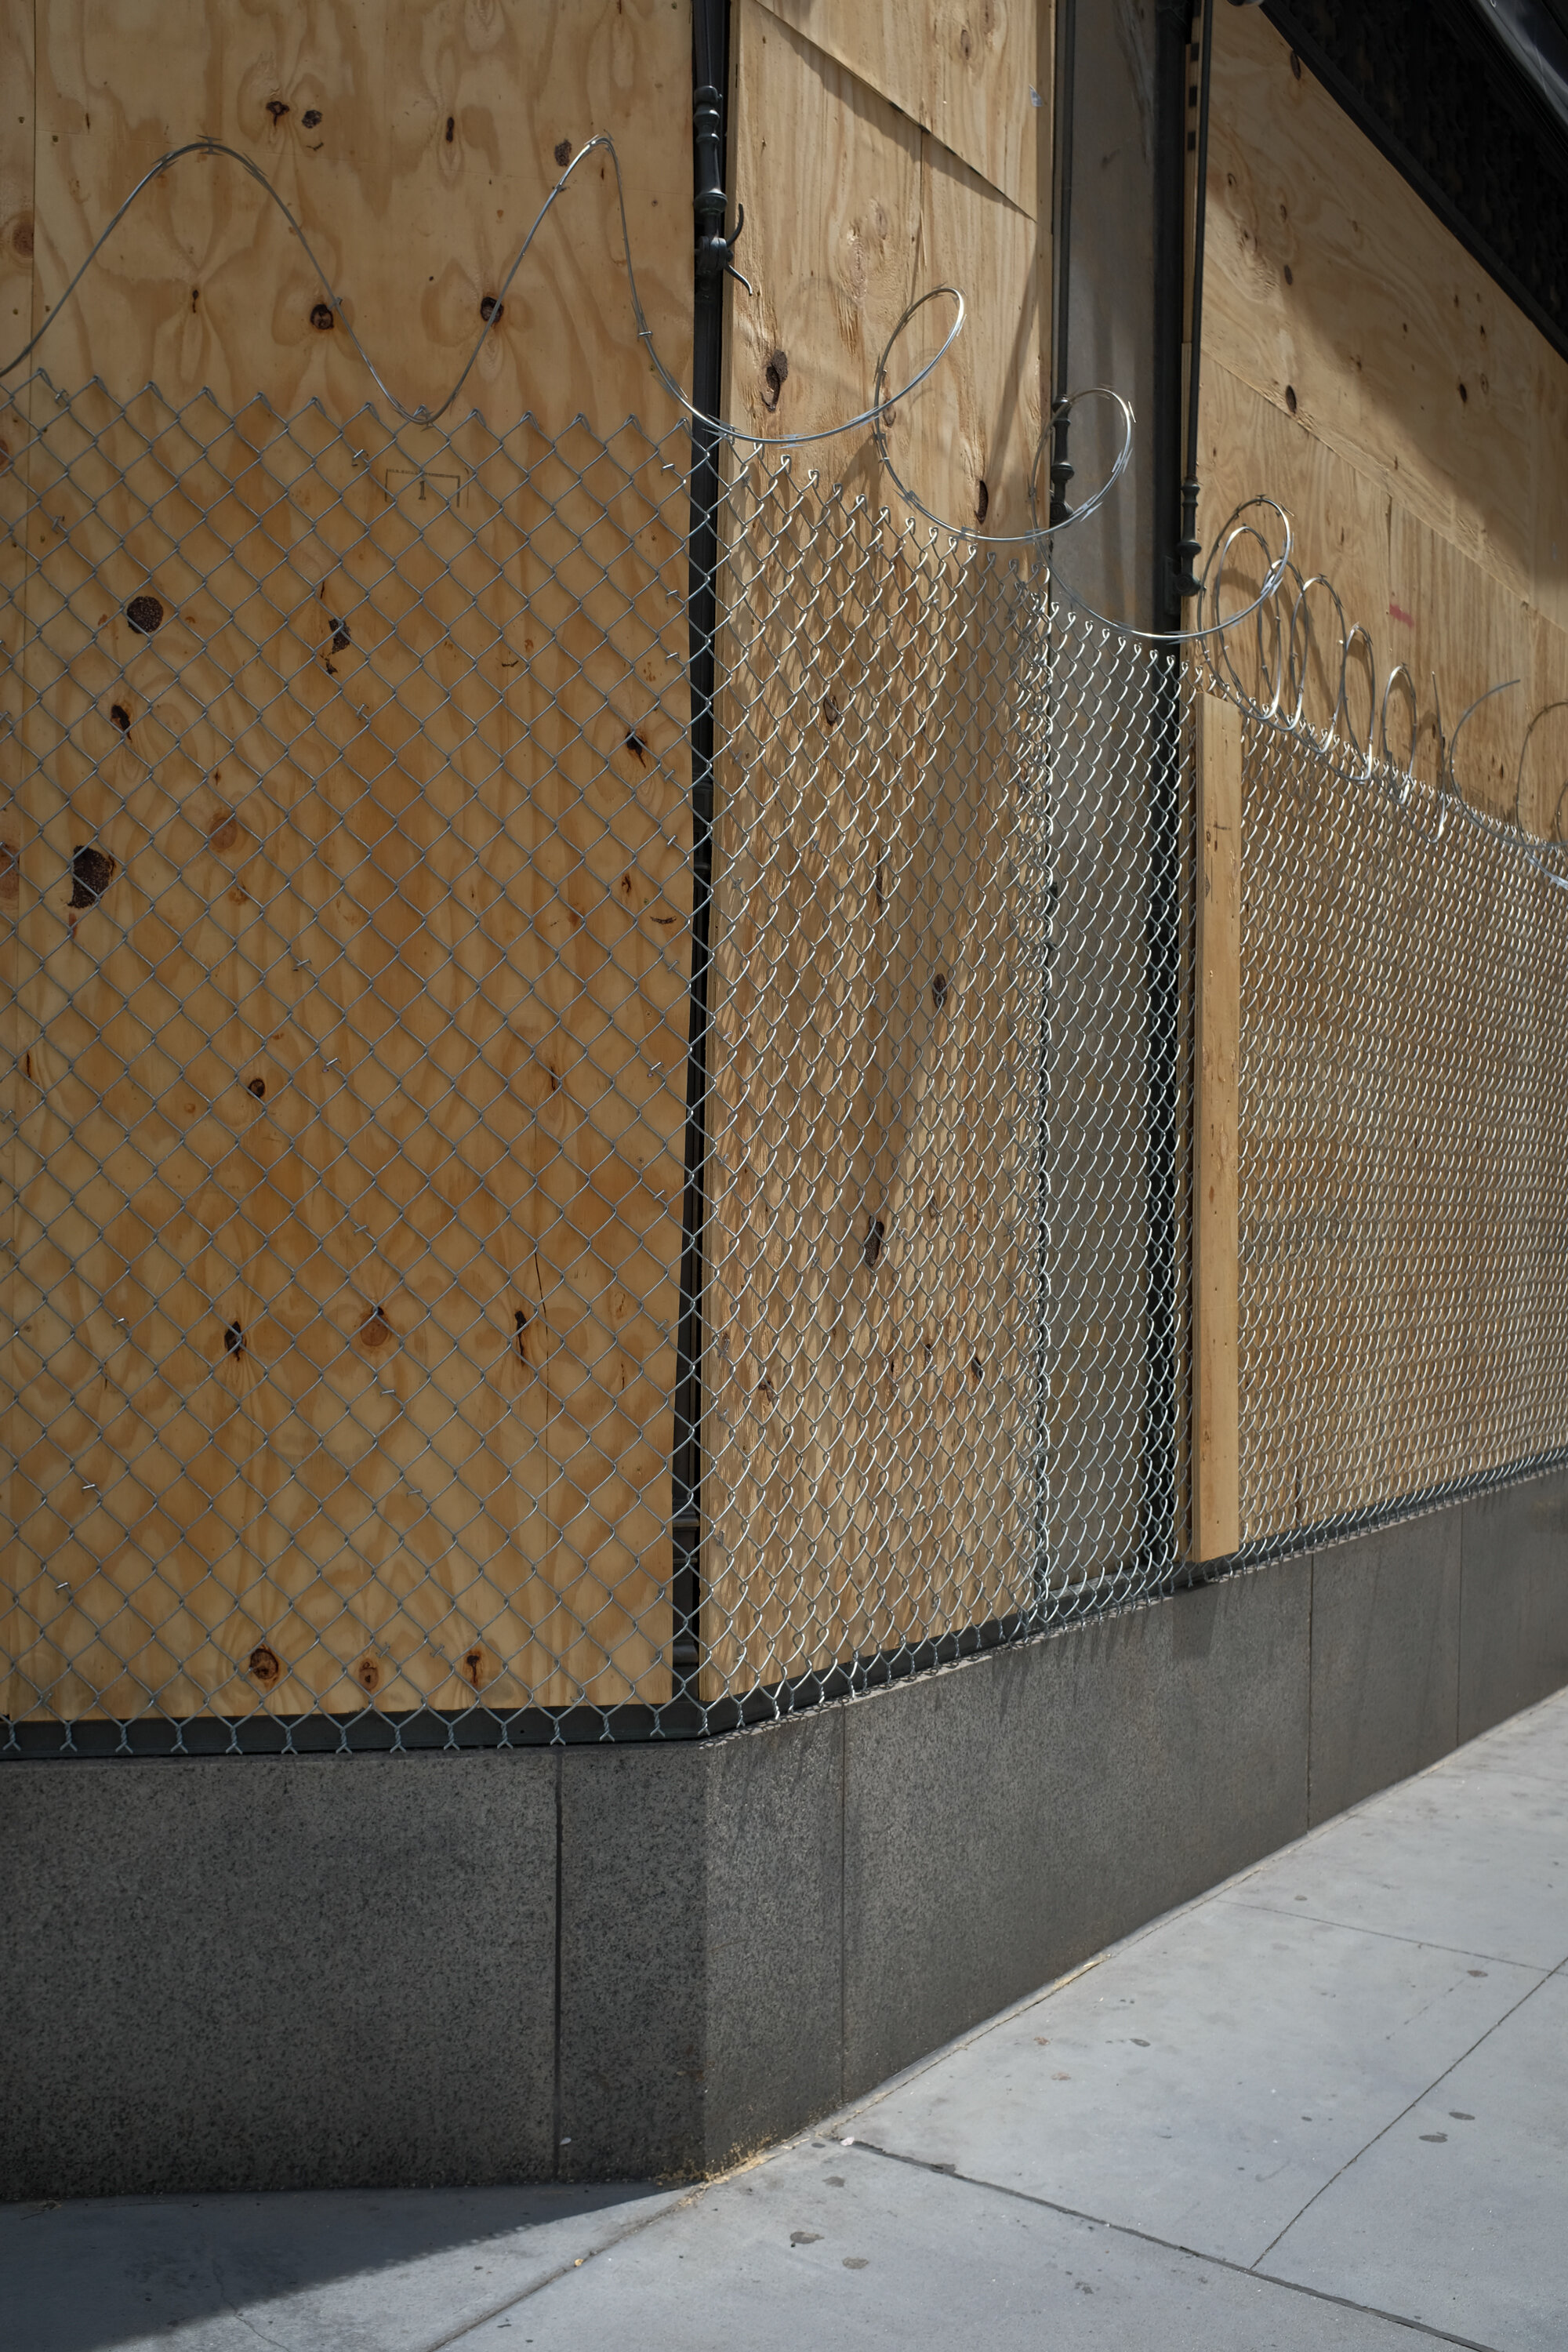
[3, 2, 698, 1722]
[753, 0, 1040, 211]
[1193, 691, 1239, 1564]
[699, 2, 1045, 1691]
[725, 2, 1040, 530]
[0, 0, 31, 354]
[27, 0, 691, 430]
[2, 385, 695, 1721]
[1207, 2, 1552, 612]
[700, 480, 1036, 1691]
[0, 0, 37, 1713]
[1197, 360, 1568, 825]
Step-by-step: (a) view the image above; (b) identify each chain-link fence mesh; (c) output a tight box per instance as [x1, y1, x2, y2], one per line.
[1233, 699, 1568, 1557]
[1, 372, 1192, 1751]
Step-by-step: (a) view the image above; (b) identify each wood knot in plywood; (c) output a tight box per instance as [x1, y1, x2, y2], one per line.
[360, 1305, 394, 1349]
[69, 845, 116, 908]
[224, 1322, 245, 1355]
[110, 702, 132, 733]
[328, 614, 351, 653]
[821, 691, 842, 730]
[266, 98, 290, 123]
[125, 593, 164, 634]
[554, 137, 572, 166]
[209, 811, 242, 851]
[302, 108, 322, 128]
[310, 303, 336, 331]
[461, 1645, 489, 1688]
[975, 478, 989, 524]
[763, 349, 789, 411]
[863, 1214, 885, 1269]
[247, 1642, 281, 1689]
[9, 214, 31, 260]
[247, 1076, 267, 1099]
[0, 840, 16, 905]
[354, 1655, 382, 1694]
[931, 971, 948, 1011]
[480, 295, 504, 323]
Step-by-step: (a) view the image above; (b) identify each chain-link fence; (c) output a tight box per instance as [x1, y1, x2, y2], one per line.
[1233, 698, 1568, 1557]
[16, 355, 1568, 1755]
[0, 372, 1191, 1752]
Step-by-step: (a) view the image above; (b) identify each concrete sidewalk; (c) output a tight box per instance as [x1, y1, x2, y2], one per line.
[9, 1686, 1567, 2352]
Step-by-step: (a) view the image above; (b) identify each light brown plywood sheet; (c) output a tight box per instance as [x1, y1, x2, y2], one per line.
[753, 0, 1039, 211]
[1197, 358, 1391, 735]
[702, 4, 1044, 1691]
[27, 0, 691, 430]
[2, 386, 695, 1722]
[726, 2, 1040, 526]
[1207, 2, 1550, 611]
[3, 3, 699, 1723]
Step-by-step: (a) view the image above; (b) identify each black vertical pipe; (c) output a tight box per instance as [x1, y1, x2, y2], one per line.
[1153, 1, 1191, 641]
[1142, 0, 1193, 1578]
[671, 0, 731, 1697]
[1047, 0, 1078, 524]
[1174, 0, 1217, 597]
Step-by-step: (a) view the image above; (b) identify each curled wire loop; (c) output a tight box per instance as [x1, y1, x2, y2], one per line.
[867, 294, 1137, 548]
[1380, 665, 1421, 808]
[1194, 499, 1295, 691]
[1339, 624, 1378, 785]
[6, 129, 1568, 829]
[0, 133, 968, 449]
[1514, 701, 1568, 892]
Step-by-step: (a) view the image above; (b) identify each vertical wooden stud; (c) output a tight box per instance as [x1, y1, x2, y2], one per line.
[1194, 692, 1241, 1561]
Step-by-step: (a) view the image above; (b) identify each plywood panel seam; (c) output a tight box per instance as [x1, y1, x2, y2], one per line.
[749, 0, 1037, 221]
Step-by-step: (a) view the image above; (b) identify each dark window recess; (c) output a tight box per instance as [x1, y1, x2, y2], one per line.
[1263, 0, 1568, 366]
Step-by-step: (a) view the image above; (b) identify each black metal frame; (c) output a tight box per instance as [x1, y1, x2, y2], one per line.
[671, 0, 738, 1698]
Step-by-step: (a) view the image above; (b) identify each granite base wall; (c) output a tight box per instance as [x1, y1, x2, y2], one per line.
[5, 1464, 1566, 2198]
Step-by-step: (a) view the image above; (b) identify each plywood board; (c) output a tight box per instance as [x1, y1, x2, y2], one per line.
[701, 3, 1046, 1692]
[1193, 691, 1239, 1563]
[1, 384, 695, 1723]
[1207, 2, 1551, 612]
[700, 485, 1037, 1691]
[725, 2, 1040, 528]
[907, 132, 1040, 536]
[27, 0, 691, 431]
[1197, 358, 1391, 738]
[753, 0, 1040, 212]
[3, 4, 699, 1724]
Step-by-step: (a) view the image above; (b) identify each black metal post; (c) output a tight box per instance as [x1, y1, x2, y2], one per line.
[1142, 0, 1195, 1579]
[672, 0, 734, 1696]
[1048, 0, 1078, 524]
